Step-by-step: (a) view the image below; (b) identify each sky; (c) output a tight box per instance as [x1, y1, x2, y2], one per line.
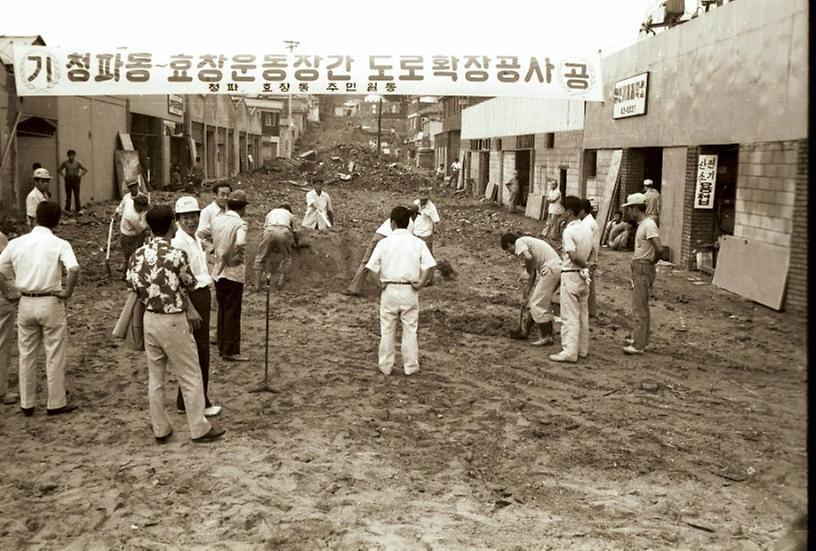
[1, 0, 701, 56]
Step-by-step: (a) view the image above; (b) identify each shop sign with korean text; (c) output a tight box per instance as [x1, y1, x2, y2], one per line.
[167, 94, 184, 116]
[13, 47, 603, 100]
[694, 154, 718, 209]
[613, 72, 648, 119]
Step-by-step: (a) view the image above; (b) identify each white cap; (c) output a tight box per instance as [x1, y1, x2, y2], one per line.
[174, 196, 201, 214]
[643, 179, 655, 187]
[33, 168, 51, 179]
[622, 192, 647, 208]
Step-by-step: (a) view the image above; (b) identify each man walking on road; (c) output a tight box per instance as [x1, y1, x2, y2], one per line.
[114, 180, 150, 279]
[501, 233, 561, 346]
[58, 149, 88, 214]
[0, 202, 80, 416]
[366, 206, 436, 376]
[549, 196, 593, 363]
[253, 204, 299, 291]
[643, 179, 661, 226]
[301, 179, 334, 231]
[211, 190, 250, 362]
[26, 168, 52, 227]
[127, 205, 224, 443]
[622, 193, 663, 355]
[171, 197, 221, 418]
[543, 179, 563, 242]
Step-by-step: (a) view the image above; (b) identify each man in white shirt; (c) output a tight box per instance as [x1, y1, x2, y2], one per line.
[622, 193, 663, 355]
[346, 205, 417, 297]
[211, 190, 249, 362]
[0, 231, 17, 405]
[450, 159, 461, 189]
[542, 180, 563, 242]
[196, 182, 232, 254]
[643, 179, 661, 226]
[301, 180, 334, 230]
[172, 196, 221, 417]
[253, 204, 299, 291]
[26, 168, 52, 227]
[549, 196, 593, 363]
[412, 188, 440, 253]
[0, 201, 80, 415]
[501, 233, 561, 346]
[366, 206, 436, 376]
[580, 199, 599, 318]
[114, 180, 150, 279]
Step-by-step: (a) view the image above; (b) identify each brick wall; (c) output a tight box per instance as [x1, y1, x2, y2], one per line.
[584, 150, 619, 209]
[734, 141, 798, 247]
[532, 130, 583, 198]
[619, 148, 646, 200]
[680, 147, 718, 269]
[786, 138, 808, 315]
[489, 150, 503, 200]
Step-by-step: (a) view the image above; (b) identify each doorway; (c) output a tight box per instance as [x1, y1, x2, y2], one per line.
[514, 149, 532, 208]
[479, 151, 490, 196]
[700, 144, 739, 239]
[643, 147, 664, 190]
[559, 167, 568, 198]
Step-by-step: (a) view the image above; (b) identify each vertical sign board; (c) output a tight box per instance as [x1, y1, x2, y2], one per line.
[694, 154, 718, 209]
[168, 94, 184, 117]
[612, 72, 648, 119]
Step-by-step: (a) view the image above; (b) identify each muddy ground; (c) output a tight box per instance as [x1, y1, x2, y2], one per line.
[0, 147, 807, 549]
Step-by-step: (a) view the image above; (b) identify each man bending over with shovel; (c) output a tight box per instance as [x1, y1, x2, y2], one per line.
[253, 203, 299, 291]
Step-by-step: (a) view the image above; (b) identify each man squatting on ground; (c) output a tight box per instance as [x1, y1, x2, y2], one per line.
[0, 201, 80, 416]
[365, 206, 436, 376]
[549, 196, 594, 363]
[622, 192, 663, 355]
[345, 205, 418, 296]
[172, 196, 221, 417]
[127, 205, 224, 443]
[253, 203, 300, 291]
[502, 233, 561, 346]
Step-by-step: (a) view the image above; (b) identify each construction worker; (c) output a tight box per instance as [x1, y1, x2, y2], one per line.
[114, 180, 150, 279]
[543, 179, 563, 242]
[365, 206, 436, 376]
[622, 193, 663, 355]
[643, 179, 661, 225]
[26, 168, 52, 227]
[58, 149, 88, 214]
[549, 196, 593, 363]
[0, 201, 80, 416]
[346, 205, 417, 297]
[301, 179, 334, 230]
[253, 204, 300, 291]
[580, 199, 599, 318]
[501, 233, 561, 346]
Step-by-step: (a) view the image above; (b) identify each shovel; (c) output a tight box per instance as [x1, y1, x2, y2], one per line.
[250, 274, 278, 394]
[104, 215, 115, 280]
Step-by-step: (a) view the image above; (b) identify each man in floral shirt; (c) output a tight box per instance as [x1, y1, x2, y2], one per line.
[127, 205, 225, 444]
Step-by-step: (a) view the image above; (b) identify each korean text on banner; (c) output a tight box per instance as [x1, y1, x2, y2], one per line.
[12, 47, 604, 100]
[694, 154, 718, 209]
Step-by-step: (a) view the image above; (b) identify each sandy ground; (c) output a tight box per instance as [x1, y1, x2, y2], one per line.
[0, 170, 807, 550]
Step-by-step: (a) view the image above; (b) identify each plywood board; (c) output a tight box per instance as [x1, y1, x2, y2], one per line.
[525, 193, 545, 220]
[118, 132, 134, 151]
[712, 235, 790, 310]
[485, 181, 497, 202]
[114, 150, 142, 192]
[594, 149, 623, 252]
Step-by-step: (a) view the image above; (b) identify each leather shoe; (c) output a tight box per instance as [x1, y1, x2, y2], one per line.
[192, 427, 226, 443]
[20, 407, 34, 417]
[46, 404, 78, 416]
[2, 393, 19, 405]
[204, 405, 222, 417]
[155, 429, 173, 444]
[222, 354, 249, 362]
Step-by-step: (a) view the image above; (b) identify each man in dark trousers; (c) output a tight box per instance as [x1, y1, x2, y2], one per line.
[58, 149, 88, 214]
[210, 190, 249, 362]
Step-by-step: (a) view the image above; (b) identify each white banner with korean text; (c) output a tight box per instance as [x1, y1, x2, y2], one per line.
[12, 47, 603, 100]
[694, 154, 718, 209]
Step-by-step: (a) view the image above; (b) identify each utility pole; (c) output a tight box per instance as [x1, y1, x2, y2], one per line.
[283, 40, 300, 158]
[377, 96, 383, 156]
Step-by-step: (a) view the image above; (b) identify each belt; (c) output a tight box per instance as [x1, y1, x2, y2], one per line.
[562, 269, 581, 273]
[21, 291, 56, 297]
[382, 281, 412, 285]
[632, 259, 654, 263]
[266, 224, 291, 229]
[144, 309, 184, 315]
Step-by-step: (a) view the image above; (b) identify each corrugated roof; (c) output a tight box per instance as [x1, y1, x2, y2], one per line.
[0, 35, 45, 65]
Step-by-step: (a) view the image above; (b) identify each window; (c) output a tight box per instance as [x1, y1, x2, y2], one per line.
[544, 133, 555, 148]
[586, 150, 597, 178]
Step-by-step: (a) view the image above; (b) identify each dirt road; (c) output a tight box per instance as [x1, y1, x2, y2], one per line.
[0, 172, 806, 550]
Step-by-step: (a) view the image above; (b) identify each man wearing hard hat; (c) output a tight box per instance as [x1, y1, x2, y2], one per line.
[26, 168, 52, 227]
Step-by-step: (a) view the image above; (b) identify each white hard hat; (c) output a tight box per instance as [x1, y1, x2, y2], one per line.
[622, 192, 647, 208]
[174, 196, 201, 214]
[33, 168, 51, 179]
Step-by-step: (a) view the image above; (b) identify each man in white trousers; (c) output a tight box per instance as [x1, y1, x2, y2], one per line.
[366, 206, 436, 376]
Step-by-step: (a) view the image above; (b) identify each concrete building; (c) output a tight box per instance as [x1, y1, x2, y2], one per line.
[582, 0, 807, 312]
[461, 98, 584, 212]
[436, 96, 489, 186]
[124, 95, 185, 189]
[244, 97, 283, 163]
[406, 96, 441, 168]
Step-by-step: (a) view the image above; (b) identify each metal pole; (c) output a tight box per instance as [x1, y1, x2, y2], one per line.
[377, 97, 383, 156]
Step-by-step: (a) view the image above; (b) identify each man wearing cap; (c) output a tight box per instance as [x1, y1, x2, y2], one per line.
[622, 192, 663, 355]
[301, 180, 334, 231]
[643, 179, 661, 226]
[365, 206, 436, 376]
[346, 205, 418, 297]
[549, 196, 593, 363]
[210, 190, 249, 362]
[253, 203, 300, 291]
[26, 168, 52, 227]
[172, 197, 221, 417]
[114, 180, 151, 279]
[0, 201, 80, 416]
[127, 205, 224, 443]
